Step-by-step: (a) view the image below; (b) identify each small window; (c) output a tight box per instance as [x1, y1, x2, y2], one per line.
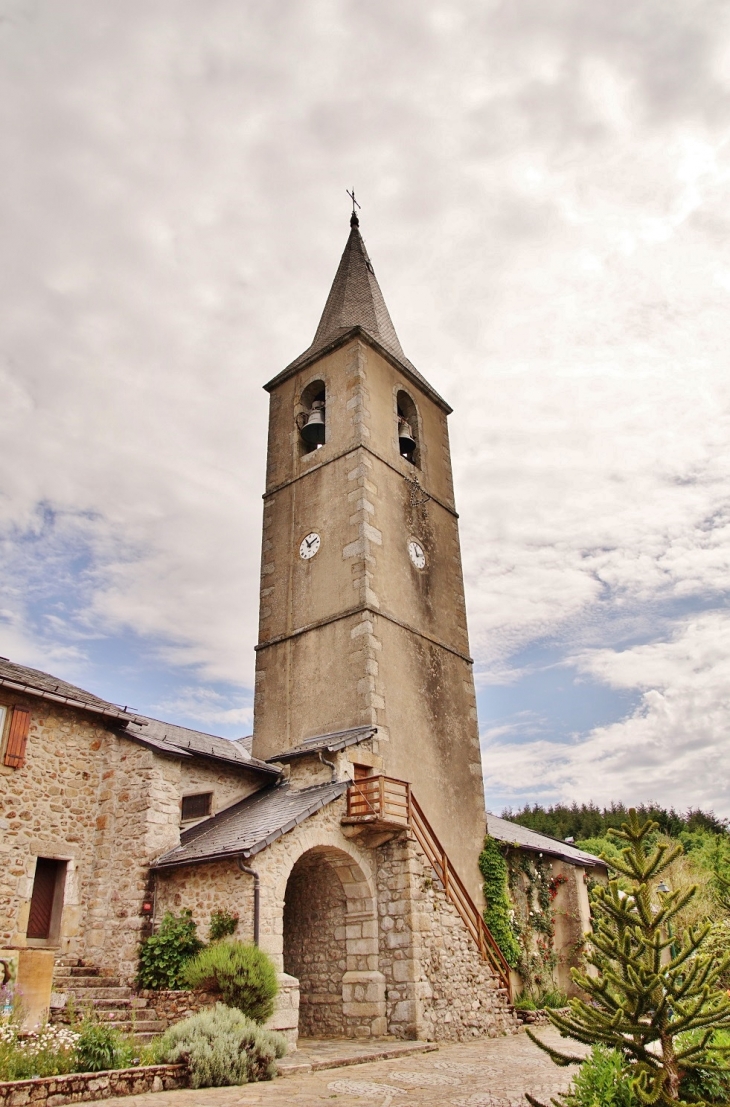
[27, 858, 67, 943]
[297, 380, 326, 455]
[396, 390, 419, 467]
[181, 792, 213, 822]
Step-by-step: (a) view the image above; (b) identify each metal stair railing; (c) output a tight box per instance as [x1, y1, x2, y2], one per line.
[345, 775, 512, 997]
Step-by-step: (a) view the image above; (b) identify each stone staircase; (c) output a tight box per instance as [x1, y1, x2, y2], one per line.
[51, 958, 166, 1043]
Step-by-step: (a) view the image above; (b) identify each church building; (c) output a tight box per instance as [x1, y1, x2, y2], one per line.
[0, 213, 515, 1044]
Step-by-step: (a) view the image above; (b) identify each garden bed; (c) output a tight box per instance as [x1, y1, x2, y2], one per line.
[0, 1063, 187, 1107]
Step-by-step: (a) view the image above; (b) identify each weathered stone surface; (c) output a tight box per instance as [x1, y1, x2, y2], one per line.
[0, 1066, 186, 1107]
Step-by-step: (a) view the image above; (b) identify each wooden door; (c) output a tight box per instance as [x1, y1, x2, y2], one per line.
[27, 858, 63, 940]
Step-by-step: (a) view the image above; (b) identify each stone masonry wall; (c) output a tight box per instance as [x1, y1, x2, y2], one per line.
[376, 833, 517, 1041]
[283, 849, 347, 1037]
[0, 1065, 187, 1107]
[0, 692, 114, 954]
[0, 689, 268, 984]
[154, 859, 255, 946]
[84, 742, 263, 981]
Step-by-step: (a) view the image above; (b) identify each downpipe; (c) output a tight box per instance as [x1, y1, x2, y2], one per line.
[237, 857, 260, 946]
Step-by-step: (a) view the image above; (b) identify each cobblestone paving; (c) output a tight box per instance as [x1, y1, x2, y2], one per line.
[91, 1027, 586, 1107]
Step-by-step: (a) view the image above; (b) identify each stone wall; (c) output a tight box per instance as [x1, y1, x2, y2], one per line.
[283, 849, 347, 1037]
[0, 693, 113, 954]
[154, 858, 256, 947]
[376, 834, 517, 1042]
[0, 1065, 186, 1107]
[136, 988, 217, 1023]
[0, 689, 269, 983]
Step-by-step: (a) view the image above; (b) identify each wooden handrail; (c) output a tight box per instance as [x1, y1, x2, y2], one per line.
[345, 776, 511, 997]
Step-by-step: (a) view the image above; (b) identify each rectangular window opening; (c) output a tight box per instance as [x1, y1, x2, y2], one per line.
[181, 792, 213, 822]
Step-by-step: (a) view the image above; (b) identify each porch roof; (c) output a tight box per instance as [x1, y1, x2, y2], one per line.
[486, 814, 605, 868]
[265, 725, 377, 763]
[151, 779, 349, 869]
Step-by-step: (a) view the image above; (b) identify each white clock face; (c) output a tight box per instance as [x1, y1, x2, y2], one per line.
[299, 532, 321, 560]
[408, 539, 426, 570]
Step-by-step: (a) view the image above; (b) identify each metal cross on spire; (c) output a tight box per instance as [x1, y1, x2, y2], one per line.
[346, 188, 361, 227]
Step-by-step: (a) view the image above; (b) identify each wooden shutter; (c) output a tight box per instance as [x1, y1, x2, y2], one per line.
[3, 707, 30, 768]
[27, 859, 61, 940]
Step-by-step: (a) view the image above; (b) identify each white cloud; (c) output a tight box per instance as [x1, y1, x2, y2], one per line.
[483, 612, 730, 812]
[0, 0, 729, 805]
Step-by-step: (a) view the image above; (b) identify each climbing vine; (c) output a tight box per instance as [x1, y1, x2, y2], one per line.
[478, 837, 521, 968]
[506, 853, 561, 1001]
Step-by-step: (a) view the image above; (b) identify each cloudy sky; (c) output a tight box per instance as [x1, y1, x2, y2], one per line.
[1, 0, 729, 816]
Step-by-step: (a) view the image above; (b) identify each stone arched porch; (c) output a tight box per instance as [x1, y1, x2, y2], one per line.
[255, 810, 386, 1039]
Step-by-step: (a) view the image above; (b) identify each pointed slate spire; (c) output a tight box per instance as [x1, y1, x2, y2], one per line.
[268, 214, 450, 412]
[305, 211, 409, 368]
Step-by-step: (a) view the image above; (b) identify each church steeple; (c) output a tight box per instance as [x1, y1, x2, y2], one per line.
[268, 216, 449, 412]
[254, 212, 486, 904]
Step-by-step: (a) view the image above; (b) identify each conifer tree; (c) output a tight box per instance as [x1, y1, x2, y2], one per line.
[526, 809, 730, 1106]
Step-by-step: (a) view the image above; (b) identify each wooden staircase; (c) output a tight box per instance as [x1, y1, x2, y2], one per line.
[343, 775, 512, 998]
[51, 959, 166, 1043]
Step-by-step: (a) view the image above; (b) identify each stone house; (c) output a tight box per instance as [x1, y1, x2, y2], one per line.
[1, 212, 520, 1044]
[486, 814, 608, 998]
[0, 658, 277, 977]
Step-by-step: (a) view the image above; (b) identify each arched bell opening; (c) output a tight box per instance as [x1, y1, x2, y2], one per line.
[297, 380, 326, 455]
[282, 845, 385, 1040]
[396, 389, 419, 467]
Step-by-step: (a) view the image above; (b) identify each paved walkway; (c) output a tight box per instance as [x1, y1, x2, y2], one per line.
[92, 1027, 585, 1107]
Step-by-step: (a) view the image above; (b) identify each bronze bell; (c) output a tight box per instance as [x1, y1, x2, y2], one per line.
[301, 400, 326, 446]
[398, 419, 416, 457]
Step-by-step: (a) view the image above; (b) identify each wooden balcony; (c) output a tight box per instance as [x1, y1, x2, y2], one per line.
[342, 774, 410, 829]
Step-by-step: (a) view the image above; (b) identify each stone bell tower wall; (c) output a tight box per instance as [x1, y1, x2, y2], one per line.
[253, 337, 487, 904]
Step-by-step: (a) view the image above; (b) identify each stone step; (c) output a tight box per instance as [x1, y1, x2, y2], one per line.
[54, 969, 121, 987]
[98, 1019, 164, 1035]
[68, 964, 100, 977]
[134, 1032, 162, 1045]
[94, 1008, 161, 1024]
[55, 985, 132, 1003]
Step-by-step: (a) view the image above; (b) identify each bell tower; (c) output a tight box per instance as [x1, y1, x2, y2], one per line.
[252, 213, 486, 900]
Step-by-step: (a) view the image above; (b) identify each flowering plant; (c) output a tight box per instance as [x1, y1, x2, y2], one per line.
[0, 1021, 80, 1080]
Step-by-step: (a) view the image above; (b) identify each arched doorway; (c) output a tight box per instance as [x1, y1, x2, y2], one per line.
[283, 845, 385, 1039]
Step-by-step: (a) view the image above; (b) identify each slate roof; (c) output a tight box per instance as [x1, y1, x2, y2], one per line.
[487, 814, 605, 868]
[152, 780, 348, 868]
[0, 656, 277, 776]
[0, 657, 145, 724]
[123, 717, 278, 776]
[266, 725, 377, 763]
[265, 215, 451, 414]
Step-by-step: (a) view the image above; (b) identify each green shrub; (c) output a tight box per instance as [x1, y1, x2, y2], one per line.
[136, 909, 204, 989]
[478, 836, 521, 968]
[562, 1045, 637, 1107]
[74, 1020, 136, 1073]
[158, 1003, 286, 1087]
[209, 910, 239, 942]
[183, 942, 278, 1023]
[540, 988, 569, 1010]
[677, 1028, 730, 1104]
[0, 1022, 80, 1080]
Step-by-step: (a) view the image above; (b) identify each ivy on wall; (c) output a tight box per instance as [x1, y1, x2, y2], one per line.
[480, 837, 575, 1000]
[478, 837, 521, 968]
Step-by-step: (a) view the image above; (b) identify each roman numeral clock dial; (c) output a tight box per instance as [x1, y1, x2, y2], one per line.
[299, 532, 321, 560]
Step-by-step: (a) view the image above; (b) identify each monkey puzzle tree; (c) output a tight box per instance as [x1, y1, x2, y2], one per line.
[526, 809, 730, 1106]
